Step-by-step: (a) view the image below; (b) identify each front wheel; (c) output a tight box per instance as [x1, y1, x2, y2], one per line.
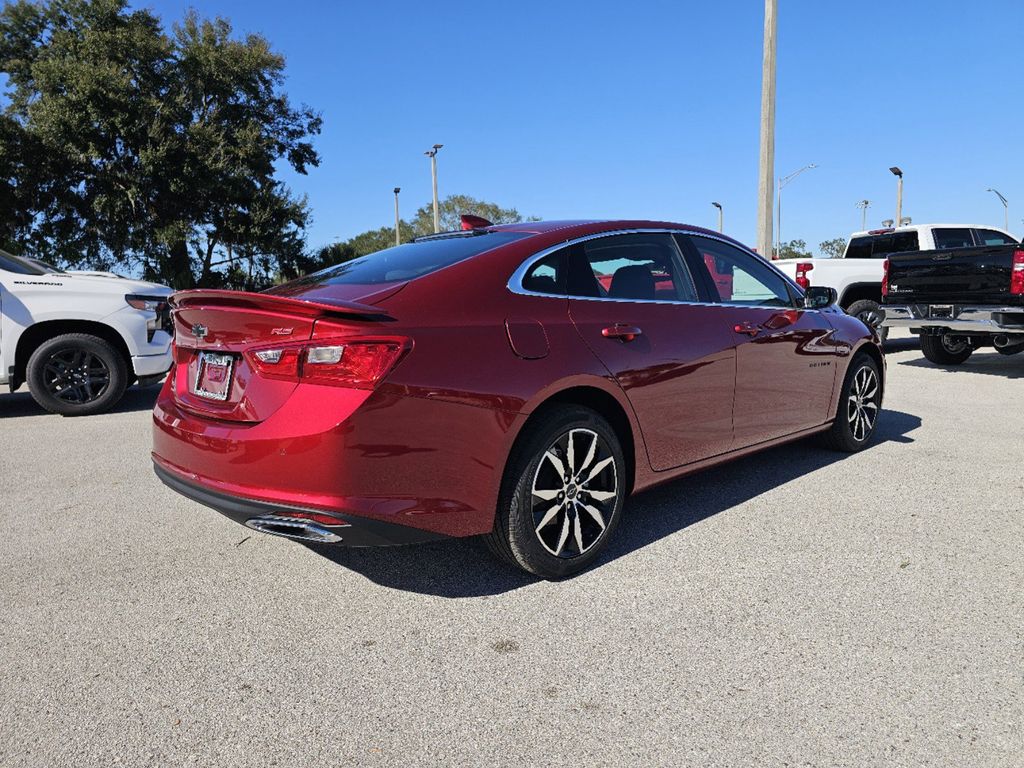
[821, 355, 882, 453]
[485, 406, 626, 579]
[919, 334, 973, 365]
[26, 333, 128, 416]
[845, 299, 888, 343]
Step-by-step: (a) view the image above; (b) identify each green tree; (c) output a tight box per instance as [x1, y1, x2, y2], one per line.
[0, 0, 321, 288]
[776, 239, 812, 260]
[410, 194, 527, 237]
[819, 237, 847, 259]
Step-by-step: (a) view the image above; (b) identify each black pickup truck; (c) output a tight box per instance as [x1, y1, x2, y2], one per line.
[882, 242, 1024, 364]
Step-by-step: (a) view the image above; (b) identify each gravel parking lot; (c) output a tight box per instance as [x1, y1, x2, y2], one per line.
[1, 332, 1021, 767]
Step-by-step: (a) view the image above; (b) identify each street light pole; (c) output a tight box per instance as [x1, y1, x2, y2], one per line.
[711, 202, 723, 233]
[776, 163, 816, 258]
[425, 144, 443, 233]
[889, 167, 903, 227]
[986, 188, 1008, 231]
[393, 187, 401, 246]
[856, 199, 871, 230]
[756, 0, 777, 257]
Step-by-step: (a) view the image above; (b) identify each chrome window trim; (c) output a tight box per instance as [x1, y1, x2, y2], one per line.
[506, 228, 809, 309]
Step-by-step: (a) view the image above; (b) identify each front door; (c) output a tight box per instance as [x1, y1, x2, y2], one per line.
[680, 234, 840, 447]
[565, 233, 737, 471]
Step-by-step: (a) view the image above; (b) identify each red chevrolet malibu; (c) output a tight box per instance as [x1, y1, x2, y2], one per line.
[153, 220, 884, 578]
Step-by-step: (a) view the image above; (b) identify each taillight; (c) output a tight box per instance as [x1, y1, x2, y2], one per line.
[881, 259, 890, 297]
[795, 262, 813, 290]
[245, 338, 408, 389]
[1011, 249, 1024, 295]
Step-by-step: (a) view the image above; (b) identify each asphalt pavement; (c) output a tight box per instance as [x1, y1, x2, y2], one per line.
[1, 332, 1021, 767]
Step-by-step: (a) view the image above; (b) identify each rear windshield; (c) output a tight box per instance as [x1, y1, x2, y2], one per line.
[282, 231, 529, 288]
[845, 231, 919, 259]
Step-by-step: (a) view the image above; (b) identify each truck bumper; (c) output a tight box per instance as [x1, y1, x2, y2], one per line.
[882, 305, 1024, 334]
[132, 349, 173, 377]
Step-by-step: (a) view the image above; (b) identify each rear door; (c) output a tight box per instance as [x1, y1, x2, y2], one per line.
[680, 234, 839, 446]
[565, 233, 737, 471]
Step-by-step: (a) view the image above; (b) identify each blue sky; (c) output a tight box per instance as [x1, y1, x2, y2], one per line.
[136, 0, 1024, 253]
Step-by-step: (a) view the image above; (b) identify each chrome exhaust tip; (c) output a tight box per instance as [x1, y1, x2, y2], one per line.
[244, 516, 344, 544]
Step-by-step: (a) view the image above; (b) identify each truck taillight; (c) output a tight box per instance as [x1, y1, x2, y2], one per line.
[1011, 249, 1024, 295]
[795, 262, 813, 290]
[881, 259, 890, 297]
[245, 338, 409, 389]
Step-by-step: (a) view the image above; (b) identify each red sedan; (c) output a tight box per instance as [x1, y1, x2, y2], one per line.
[152, 220, 884, 578]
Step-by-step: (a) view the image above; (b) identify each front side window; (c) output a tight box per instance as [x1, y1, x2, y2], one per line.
[974, 229, 1017, 246]
[685, 236, 792, 307]
[569, 233, 698, 302]
[933, 228, 974, 249]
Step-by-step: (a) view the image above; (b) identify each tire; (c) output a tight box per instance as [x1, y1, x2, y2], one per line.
[485, 406, 627, 579]
[845, 299, 888, 343]
[919, 333, 973, 366]
[26, 333, 128, 416]
[821, 354, 882, 453]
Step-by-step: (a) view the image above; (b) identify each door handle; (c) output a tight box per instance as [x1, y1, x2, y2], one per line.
[733, 321, 760, 336]
[602, 324, 643, 342]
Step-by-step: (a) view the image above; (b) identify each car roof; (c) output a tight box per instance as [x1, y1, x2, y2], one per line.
[485, 219, 757, 252]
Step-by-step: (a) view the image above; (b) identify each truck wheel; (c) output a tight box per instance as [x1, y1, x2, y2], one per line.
[26, 333, 128, 416]
[919, 334, 973, 366]
[845, 300, 888, 343]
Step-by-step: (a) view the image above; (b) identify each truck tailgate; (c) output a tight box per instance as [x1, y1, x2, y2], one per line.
[886, 246, 1020, 304]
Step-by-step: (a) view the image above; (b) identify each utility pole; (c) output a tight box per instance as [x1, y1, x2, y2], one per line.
[393, 187, 401, 246]
[425, 144, 443, 233]
[711, 202, 723, 232]
[756, 0, 777, 257]
[856, 199, 871, 230]
[987, 188, 1008, 231]
[890, 167, 903, 227]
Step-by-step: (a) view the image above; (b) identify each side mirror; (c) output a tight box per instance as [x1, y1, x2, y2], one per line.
[803, 285, 837, 309]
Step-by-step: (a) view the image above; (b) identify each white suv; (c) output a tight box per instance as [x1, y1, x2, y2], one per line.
[1, 249, 173, 415]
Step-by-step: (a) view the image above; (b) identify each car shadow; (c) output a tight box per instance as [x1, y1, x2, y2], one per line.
[0, 384, 161, 419]
[307, 408, 922, 598]
[882, 336, 919, 354]
[897, 350, 1024, 380]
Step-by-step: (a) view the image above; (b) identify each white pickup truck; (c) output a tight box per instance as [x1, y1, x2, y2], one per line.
[775, 224, 1018, 340]
[1, 249, 173, 415]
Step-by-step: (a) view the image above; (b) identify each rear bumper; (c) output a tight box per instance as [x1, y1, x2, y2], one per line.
[882, 304, 1024, 334]
[154, 460, 448, 547]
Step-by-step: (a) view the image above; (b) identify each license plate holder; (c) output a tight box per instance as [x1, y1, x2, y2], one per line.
[930, 304, 955, 319]
[193, 352, 234, 401]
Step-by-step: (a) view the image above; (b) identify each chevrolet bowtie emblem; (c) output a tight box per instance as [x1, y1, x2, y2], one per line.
[192, 323, 208, 339]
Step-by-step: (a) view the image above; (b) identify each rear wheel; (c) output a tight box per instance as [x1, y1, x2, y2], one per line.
[26, 333, 128, 416]
[919, 333, 973, 365]
[485, 406, 626, 579]
[845, 299, 888, 343]
[821, 355, 882, 453]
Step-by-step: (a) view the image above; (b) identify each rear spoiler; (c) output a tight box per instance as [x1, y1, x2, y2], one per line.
[169, 289, 392, 321]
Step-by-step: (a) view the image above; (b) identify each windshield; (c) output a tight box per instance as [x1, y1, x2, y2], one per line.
[270, 231, 529, 294]
[0, 249, 57, 276]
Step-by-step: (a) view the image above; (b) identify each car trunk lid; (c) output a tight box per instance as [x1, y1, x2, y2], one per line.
[169, 290, 394, 422]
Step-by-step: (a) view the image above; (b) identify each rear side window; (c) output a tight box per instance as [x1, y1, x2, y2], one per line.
[521, 249, 567, 294]
[974, 229, 1017, 246]
[283, 231, 528, 288]
[933, 228, 974, 249]
[570, 233, 698, 302]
